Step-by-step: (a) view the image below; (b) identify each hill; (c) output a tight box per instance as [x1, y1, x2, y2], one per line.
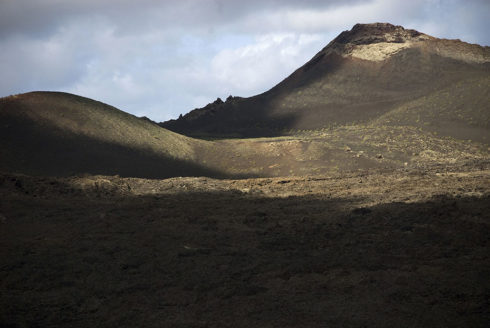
[1, 90, 488, 179]
[1, 23, 489, 179]
[0, 92, 219, 178]
[160, 23, 490, 141]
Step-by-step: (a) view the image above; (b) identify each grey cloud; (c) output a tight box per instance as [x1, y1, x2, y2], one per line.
[0, 0, 364, 39]
[0, 0, 488, 122]
[2, 0, 488, 40]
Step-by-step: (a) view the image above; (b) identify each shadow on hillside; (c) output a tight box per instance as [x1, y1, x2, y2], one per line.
[0, 186, 488, 327]
[164, 49, 489, 139]
[162, 94, 302, 139]
[161, 54, 350, 139]
[0, 114, 248, 179]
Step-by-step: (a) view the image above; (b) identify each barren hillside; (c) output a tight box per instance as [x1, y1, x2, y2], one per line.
[161, 23, 490, 140]
[1, 90, 489, 179]
[0, 92, 221, 178]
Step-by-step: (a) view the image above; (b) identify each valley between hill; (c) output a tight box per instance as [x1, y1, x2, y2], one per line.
[1, 91, 489, 179]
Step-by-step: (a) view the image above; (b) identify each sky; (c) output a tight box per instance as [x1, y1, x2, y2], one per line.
[1, 0, 489, 122]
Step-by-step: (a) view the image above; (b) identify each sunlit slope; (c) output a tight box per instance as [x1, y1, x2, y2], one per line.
[0, 92, 216, 178]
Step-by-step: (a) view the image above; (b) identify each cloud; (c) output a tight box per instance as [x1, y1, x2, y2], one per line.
[210, 34, 324, 94]
[0, 0, 488, 122]
[0, 24, 94, 94]
[0, 0, 362, 38]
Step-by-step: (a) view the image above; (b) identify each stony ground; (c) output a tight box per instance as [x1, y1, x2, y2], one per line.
[1, 163, 489, 327]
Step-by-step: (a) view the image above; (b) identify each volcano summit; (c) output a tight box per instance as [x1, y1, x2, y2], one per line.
[161, 23, 489, 140]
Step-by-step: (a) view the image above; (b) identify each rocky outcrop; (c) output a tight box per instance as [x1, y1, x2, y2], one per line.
[309, 23, 489, 63]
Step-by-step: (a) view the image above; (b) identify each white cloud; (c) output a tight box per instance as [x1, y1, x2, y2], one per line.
[211, 33, 324, 94]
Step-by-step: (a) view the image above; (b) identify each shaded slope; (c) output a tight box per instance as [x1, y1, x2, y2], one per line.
[1, 91, 488, 179]
[161, 23, 490, 139]
[0, 92, 223, 178]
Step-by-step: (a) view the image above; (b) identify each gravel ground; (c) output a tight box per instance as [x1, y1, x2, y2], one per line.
[1, 166, 489, 327]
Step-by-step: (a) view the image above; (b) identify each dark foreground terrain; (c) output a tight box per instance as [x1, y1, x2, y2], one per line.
[1, 163, 489, 327]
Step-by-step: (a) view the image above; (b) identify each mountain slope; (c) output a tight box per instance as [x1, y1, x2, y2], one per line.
[0, 92, 219, 178]
[371, 76, 490, 142]
[2, 24, 489, 179]
[160, 23, 490, 140]
[1, 90, 488, 180]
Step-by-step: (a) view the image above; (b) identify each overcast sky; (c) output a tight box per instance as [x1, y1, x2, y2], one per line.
[1, 0, 489, 121]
